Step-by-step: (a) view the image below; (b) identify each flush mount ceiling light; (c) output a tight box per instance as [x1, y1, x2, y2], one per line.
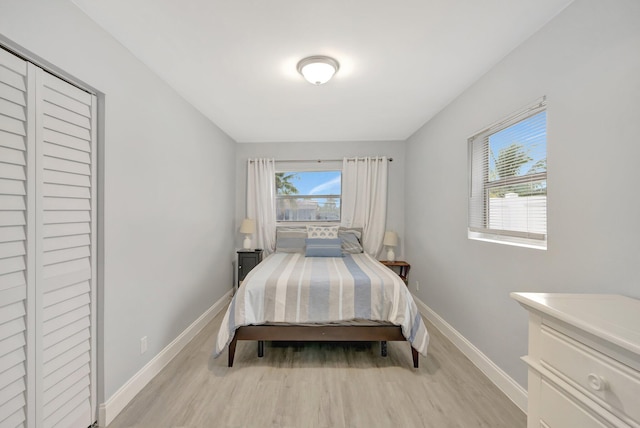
[296, 56, 340, 85]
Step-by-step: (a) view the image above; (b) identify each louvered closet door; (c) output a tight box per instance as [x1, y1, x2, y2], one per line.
[0, 48, 30, 428]
[35, 68, 96, 428]
[0, 47, 96, 428]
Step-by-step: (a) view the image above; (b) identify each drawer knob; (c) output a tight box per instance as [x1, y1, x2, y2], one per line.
[587, 373, 608, 391]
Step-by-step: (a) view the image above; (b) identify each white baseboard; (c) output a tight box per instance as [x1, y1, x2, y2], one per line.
[98, 290, 233, 427]
[412, 294, 528, 413]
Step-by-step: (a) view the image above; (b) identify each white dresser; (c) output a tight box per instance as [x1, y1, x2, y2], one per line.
[511, 293, 640, 428]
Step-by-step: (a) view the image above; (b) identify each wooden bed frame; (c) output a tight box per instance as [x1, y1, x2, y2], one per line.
[228, 325, 419, 368]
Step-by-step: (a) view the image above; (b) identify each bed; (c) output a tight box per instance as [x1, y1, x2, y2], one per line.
[214, 226, 429, 368]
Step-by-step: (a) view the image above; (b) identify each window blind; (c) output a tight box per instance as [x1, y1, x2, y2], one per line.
[469, 98, 547, 247]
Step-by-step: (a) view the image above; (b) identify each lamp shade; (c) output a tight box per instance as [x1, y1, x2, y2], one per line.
[239, 218, 256, 234]
[383, 231, 398, 247]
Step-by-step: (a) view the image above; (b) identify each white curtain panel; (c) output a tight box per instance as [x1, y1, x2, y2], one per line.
[341, 156, 389, 257]
[247, 158, 277, 254]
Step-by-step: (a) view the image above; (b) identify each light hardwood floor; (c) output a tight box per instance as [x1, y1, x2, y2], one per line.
[107, 310, 526, 428]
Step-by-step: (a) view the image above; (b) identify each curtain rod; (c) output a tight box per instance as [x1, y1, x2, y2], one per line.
[249, 157, 393, 163]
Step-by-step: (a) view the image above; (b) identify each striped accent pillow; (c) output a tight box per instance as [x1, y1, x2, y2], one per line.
[305, 238, 343, 257]
[339, 231, 363, 254]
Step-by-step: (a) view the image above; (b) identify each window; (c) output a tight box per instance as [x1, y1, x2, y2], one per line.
[468, 98, 547, 249]
[276, 170, 342, 222]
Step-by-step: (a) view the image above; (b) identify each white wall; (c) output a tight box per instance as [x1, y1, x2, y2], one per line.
[405, 0, 640, 389]
[6, 0, 639, 412]
[0, 0, 237, 403]
[236, 141, 406, 258]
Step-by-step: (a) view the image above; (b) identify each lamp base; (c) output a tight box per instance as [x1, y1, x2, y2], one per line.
[386, 248, 396, 262]
[243, 236, 251, 250]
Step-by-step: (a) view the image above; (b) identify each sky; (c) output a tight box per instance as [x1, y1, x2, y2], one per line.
[282, 171, 341, 195]
[489, 111, 546, 176]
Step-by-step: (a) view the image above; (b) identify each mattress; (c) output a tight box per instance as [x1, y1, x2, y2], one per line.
[214, 252, 429, 357]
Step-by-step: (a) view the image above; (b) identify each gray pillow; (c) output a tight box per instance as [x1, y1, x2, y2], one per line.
[275, 227, 306, 253]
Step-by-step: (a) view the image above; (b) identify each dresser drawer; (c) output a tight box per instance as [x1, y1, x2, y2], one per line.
[540, 325, 640, 423]
[539, 379, 610, 428]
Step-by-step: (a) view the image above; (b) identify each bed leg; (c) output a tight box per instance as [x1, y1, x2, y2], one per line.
[381, 341, 387, 357]
[228, 335, 238, 367]
[258, 340, 264, 358]
[412, 347, 419, 368]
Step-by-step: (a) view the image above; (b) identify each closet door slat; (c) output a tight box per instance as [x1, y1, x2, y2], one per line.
[43, 143, 90, 165]
[43, 316, 90, 351]
[1, 46, 96, 428]
[43, 169, 90, 187]
[0, 82, 26, 109]
[43, 222, 91, 238]
[0, 210, 26, 227]
[0, 317, 25, 344]
[43, 234, 90, 253]
[0, 128, 26, 150]
[42, 363, 89, 405]
[0, 97, 26, 121]
[0, 49, 27, 77]
[0, 146, 26, 165]
[0, 226, 26, 245]
[42, 86, 90, 118]
[37, 67, 96, 428]
[0, 163, 26, 181]
[42, 354, 87, 392]
[0, 241, 25, 259]
[43, 101, 90, 129]
[43, 196, 90, 211]
[43, 156, 90, 176]
[0, 49, 28, 428]
[43, 210, 90, 225]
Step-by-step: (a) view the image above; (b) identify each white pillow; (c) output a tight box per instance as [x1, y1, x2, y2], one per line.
[306, 225, 339, 239]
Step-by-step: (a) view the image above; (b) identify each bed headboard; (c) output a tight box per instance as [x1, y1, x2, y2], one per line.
[275, 225, 363, 254]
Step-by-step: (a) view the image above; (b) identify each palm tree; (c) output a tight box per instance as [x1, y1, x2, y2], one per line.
[489, 142, 547, 198]
[492, 143, 532, 179]
[276, 172, 299, 195]
[275, 172, 299, 221]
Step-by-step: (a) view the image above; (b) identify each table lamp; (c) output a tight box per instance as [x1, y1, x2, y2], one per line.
[240, 218, 256, 249]
[383, 231, 398, 262]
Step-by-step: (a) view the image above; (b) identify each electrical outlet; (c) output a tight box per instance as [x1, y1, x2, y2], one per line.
[415, 281, 420, 291]
[140, 336, 148, 354]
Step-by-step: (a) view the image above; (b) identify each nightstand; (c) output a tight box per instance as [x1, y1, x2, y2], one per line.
[380, 260, 410, 286]
[237, 249, 263, 288]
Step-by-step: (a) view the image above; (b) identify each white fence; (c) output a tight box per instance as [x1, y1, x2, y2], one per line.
[488, 194, 546, 234]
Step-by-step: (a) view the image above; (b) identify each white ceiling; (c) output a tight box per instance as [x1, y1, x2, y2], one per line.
[71, 0, 573, 143]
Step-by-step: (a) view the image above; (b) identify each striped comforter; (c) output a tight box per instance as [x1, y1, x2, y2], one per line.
[214, 252, 429, 357]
